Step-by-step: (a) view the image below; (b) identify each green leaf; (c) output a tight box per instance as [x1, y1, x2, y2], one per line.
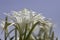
[10, 36, 15, 40]
[51, 31, 54, 40]
[3, 16, 11, 40]
[23, 24, 28, 40]
[49, 26, 53, 36]
[26, 21, 40, 40]
[4, 16, 9, 40]
[56, 37, 58, 40]
[15, 28, 17, 40]
[14, 23, 22, 40]
[6, 28, 15, 40]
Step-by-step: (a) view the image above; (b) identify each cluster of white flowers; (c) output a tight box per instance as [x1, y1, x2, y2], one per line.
[0, 8, 53, 31]
[0, 8, 53, 40]
[4, 9, 45, 23]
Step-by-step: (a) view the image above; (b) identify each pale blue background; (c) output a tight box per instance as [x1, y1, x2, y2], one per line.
[0, 0, 60, 40]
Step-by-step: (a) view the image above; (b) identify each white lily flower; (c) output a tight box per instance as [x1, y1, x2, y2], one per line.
[0, 8, 54, 40]
[3, 8, 53, 34]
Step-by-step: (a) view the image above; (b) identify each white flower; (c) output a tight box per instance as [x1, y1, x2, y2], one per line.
[3, 8, 53, 32]
[1, 8, 54, 40]
[17, 37, 19, 40]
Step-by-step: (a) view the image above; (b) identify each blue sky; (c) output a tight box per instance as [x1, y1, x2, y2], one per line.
[0, 0, 60, 40]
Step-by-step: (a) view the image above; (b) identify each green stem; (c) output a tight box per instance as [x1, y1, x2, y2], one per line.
[15, 28, 17, 40]
[4, 31, 6, 40]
